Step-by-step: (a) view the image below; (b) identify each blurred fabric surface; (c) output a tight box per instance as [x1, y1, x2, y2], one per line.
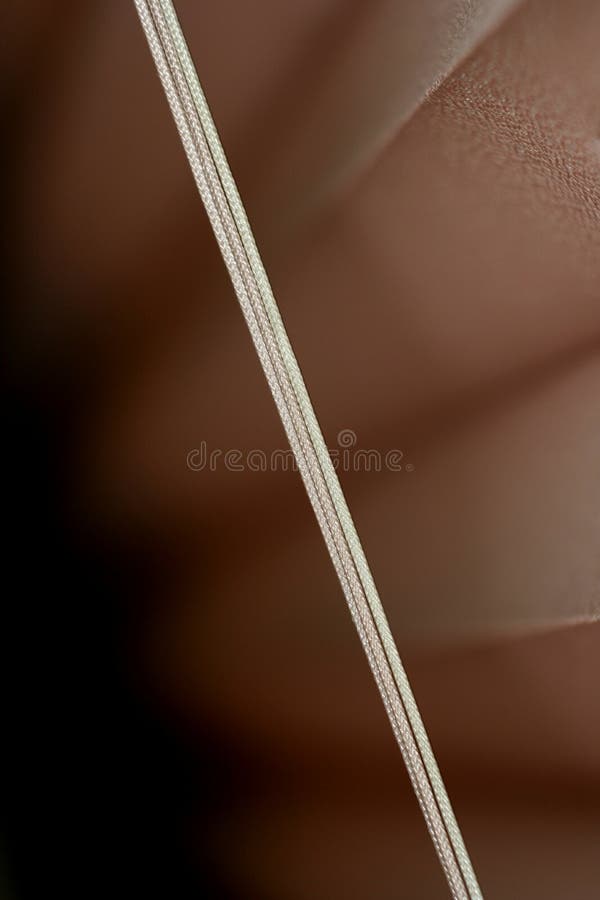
[4, 1, 600, 897]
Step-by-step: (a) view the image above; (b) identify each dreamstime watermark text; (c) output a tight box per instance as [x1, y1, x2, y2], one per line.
[187, 429, 413, 473]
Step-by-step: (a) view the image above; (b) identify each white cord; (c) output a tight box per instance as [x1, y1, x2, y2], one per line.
[133, 2, 484, 896]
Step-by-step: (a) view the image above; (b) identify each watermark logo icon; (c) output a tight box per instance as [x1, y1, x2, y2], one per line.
[187, 429, 413, 473]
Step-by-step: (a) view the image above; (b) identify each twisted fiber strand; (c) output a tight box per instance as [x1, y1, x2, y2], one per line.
[133, 2, 483, 896]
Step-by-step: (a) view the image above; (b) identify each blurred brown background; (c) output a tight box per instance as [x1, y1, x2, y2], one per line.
[3, 1, 600, 897]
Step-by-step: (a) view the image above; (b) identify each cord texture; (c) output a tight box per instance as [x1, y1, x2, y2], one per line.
[133, 3, 484, 896]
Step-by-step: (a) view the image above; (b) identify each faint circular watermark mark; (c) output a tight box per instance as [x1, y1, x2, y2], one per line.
[187, 429, 414, 473]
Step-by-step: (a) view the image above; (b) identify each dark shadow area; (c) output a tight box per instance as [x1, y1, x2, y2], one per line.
[2, 30, 230, 898]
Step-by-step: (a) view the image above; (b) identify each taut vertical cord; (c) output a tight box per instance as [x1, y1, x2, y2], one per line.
[133, 2, 483, 897]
